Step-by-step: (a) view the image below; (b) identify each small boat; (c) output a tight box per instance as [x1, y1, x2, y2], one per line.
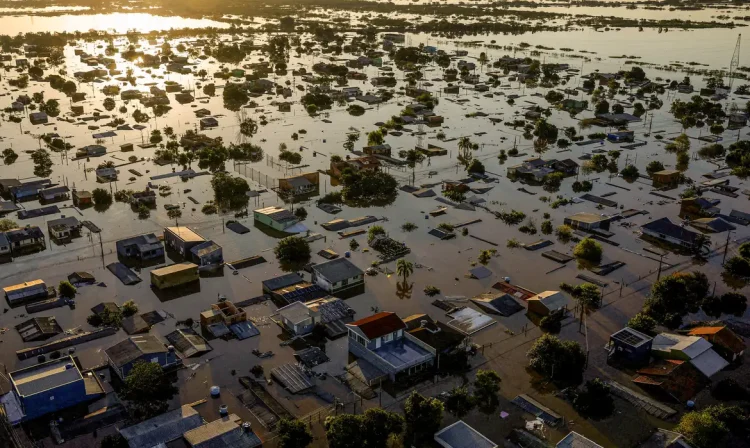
[429, 206, 447, 217]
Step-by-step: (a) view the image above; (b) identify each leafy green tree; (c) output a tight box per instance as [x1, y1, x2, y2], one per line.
[444, 386, 475, 419]
[31, 148, 53, 177]
[210, 173, 249, 209]
[556, 225, 573, 243]
[58, 281, 77, 298]
[627, 312, 657, 334]
[367, 129, 385, 146]
[646, 160, 665, 175]
[326, 409, 403, 448]
[676, 408, 730, 448]
[277, 418, 312, 448]
[527, 333, 586, 384]
[473, 370, 501, 418]
[122, 361, 178, 421]
[666, 134, 691, 153]
[360, 408, 404, 448]
[543, 172, 565, 192]
[404, 392, 443, 447]
[620, 164, 639, 179]
[573, 378, 614, 419]
[573, 238, 603, 266]
[294, 207, 308, 220]
[121, 300, 138, 317]
[0, 218, 18, 232]
[644, 272, 710, 328]
[274, 236, 311, 272]
[368, 225, 386, 242]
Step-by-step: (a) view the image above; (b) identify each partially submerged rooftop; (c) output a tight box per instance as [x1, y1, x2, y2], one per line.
[10, 356, 82, 397]
[119, 404, 203, 448]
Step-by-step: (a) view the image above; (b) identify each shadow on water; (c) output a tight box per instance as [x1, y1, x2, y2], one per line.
[151, 280, 201, 302]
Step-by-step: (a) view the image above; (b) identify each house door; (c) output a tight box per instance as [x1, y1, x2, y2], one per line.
[375, 338, 381, 349]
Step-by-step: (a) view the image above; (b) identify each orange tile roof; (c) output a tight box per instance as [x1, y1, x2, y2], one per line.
[688, 326, 724, 336]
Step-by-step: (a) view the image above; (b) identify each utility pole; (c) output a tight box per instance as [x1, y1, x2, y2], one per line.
[656, 253, 665, 281]
[722, 230, 733, 264]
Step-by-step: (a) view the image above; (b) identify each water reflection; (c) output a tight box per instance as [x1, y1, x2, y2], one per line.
[0, 13, 230, 35]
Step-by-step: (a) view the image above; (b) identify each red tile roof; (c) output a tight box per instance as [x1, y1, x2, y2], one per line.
[349, 312, 406, 340]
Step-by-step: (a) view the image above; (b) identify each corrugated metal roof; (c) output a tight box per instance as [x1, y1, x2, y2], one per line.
[119, 405, 203, 448]
[105, 334, 168, 367]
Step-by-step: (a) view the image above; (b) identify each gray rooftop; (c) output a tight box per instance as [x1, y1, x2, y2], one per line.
[183, 414, 262, 448]
[105, 334, 167, 368]
[262, 272, 304, 291]
[555, 432, 603, 448]
[434, 420, 497, 448]
[312, 258, 363, 284]
[119, 404, 203, 448]
[191, 240, 222, 258]
[10, 356, 82, 397]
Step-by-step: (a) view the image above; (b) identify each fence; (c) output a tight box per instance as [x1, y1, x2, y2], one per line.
[233, 162, 278, 189]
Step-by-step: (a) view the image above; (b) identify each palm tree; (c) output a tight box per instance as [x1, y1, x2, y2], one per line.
[396, 258, 414, 283]
[399, 149, 425, 186]
[458, 137, 473, 167]
[692, 234, 712, 259]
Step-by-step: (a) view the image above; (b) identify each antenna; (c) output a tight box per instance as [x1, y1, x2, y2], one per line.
[729, 34, 741, 92]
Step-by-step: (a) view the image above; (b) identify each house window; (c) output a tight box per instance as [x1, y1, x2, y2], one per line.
[151, 357, 160, 364]
[383, 333, 393, 343]
[342, 278, 349, 286]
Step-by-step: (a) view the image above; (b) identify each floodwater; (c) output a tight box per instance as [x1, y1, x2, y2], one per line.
[0, 13, 230, 35]
[0, 9, 748, 448]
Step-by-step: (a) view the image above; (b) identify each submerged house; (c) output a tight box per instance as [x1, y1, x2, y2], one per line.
[116, 233, 164, 260]
[278, 172, 320, 197]
[347, 312, 434, 382]
[47, 216, 82, 242]
[277, 296, 354, 337]
[641, 217, 704, 250]
[4, 356, 104, 423]
[311, 258, 365, 297]
[5, 226, 45, 254]
[253, 206, 305, 233]
[105, 334, 179, 380]
[190, 240, 223, 267]
[164, 226, 205, 258]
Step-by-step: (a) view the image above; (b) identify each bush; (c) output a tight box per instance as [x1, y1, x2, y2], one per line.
[646, 160, 665, 175]
[541, 220, 553, 235]
[556, 224, 573, 242]
[121, 300, 138, 317]
[294, 207, 307, 220]
[424, 285, 441, 296]
[367, 225, 386, 242]
[402, 222, 417, 232]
